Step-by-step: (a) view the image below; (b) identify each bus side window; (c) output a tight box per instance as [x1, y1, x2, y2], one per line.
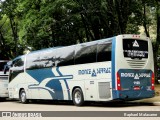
[97, 43, 112, 62]
[75, 44, 97, 64]
[27, 49, 57, 70]
[56, 46, 75, 67]
[26, 53, 44, 70]
[13, 59, 24, 67]
[40, 50, 56, 68]
[9, 57, 24, 82]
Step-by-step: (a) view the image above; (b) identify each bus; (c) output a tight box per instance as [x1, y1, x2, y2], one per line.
[0, 60, 9, 100]
[8, 34, 155, 106]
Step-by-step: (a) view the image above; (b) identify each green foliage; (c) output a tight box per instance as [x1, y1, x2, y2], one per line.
[0, 0, 159, 60]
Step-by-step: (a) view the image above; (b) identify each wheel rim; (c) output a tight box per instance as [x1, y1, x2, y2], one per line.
[74, 91, 81, 104]
[21, 92, 26, 102]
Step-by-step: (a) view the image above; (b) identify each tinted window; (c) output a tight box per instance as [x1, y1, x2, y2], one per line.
[13, 58, 24, 67]
[9, 56, 24, 82]
[40, 49, 56, 68]
[26, 49, 55, 69]
[26, 47, 75, 69]
[123, 39, 148, 59]
[75, 43, 97, 64]
[97, 42, 112, 62]
[26, 52, 44, 70]
[56, 46, 75, 66]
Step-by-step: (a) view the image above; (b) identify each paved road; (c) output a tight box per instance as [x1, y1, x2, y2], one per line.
[0, 99, 160, 111]
[0, 99, 160, 120]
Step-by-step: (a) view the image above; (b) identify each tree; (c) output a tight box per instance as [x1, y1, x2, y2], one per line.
[0, 15, 11, 59]
[0, 0, 159, 62]
[154, 0, 160, 83]
[0, 0, 24, 58]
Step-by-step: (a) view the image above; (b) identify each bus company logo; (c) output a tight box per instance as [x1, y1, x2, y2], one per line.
[121, 73, 151, 79]
[133, 40, 139, 47]
[78, 67, 111, 77]
[134, 74, 139, 79]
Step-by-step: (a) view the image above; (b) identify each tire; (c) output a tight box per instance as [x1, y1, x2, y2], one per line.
[19, 89, 28, 104]
[72, 88, 84, 106]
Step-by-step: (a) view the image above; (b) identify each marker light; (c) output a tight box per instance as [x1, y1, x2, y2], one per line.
[132, 35, 140, 38]
[117, 72, 121, 90]
[151, 73, 155, 90]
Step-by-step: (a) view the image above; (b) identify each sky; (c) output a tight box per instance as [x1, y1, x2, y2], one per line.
[0, 0, 5, 3]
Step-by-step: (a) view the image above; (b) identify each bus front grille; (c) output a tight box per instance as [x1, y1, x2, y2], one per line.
[126, 60, 146, 69]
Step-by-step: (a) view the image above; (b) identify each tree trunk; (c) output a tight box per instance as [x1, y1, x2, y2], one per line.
[0, 30, 11, 59]
[143, 3, 150, 37]
[9, 17, 18, 57]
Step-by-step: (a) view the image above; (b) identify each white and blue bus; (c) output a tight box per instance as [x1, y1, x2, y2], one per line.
[8, 34, 155, 106]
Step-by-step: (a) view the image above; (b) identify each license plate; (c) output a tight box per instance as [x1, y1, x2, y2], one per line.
[134, 86, 140, 90]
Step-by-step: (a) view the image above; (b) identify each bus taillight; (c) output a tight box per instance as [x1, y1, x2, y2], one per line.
[117, 72, 121, 90]
[151, 73, 155, 90]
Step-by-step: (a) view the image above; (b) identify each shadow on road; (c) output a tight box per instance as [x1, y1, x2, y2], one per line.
[91, 101, 154, 108]
[2, 99, 156, 108]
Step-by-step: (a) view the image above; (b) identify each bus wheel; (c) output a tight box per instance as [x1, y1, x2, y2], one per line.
[19, 89, 28, 104]
[72, 88, 84, 106]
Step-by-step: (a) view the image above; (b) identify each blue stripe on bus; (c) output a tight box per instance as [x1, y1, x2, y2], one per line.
[56, 67, 73, 100]
[27, 68, 64, 100]
[27, 68, 54, 82]
[45, 76, 64, 100]
[111, 37, 116, 89]
[27, 67, 73, 100]
[111, 37, 117, 99]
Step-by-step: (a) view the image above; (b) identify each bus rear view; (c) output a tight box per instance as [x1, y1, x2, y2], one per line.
[112, 35, 155, 100]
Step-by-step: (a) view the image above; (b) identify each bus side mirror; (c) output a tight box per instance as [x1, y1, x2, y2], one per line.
[4, 61, 12, 74]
